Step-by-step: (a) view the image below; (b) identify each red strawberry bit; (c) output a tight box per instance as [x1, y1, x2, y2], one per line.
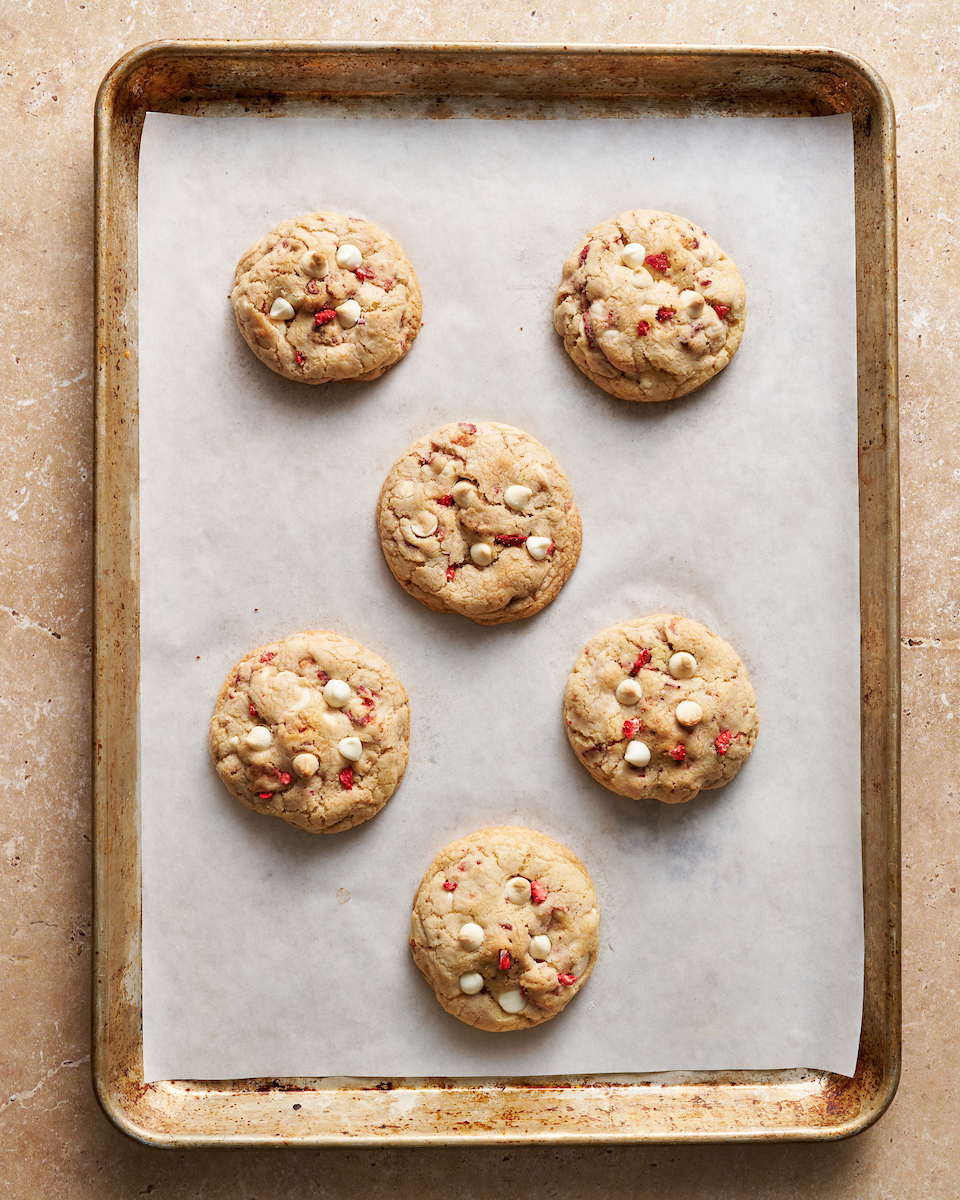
[314, 309, 336, 327]
[458, 863, 467, 872]
[623, 718, 640, 740]
[530, 879, 547, 905]
[700, 278, 713, 287]
[278, 772, 292, 786]
[442, 880, 457, 892]
[259, 651, 275, 663]
[656, 306, 675, 323]
[446, 565, 456, 581]
[355, 267, 374, 281]
[436, 527, 446, 542]
[582, 310, 598, 350]
[712, 303, 731, 319]
[668, 744, 687, 763]
[691, 237, 700, 249]
[557, 974, 577, 986]
[715, 730, 734, 755]
[437, 494, 455, 506]
[498, 950, 511, 971]
[294, 349, 304, 367]
[500, 923, 513, 931]
[258, 792, 272, 800]
[630, 648, 651, 676]
[645, 252, 670, 272]
[249, 704, 258, 718]
[306, 280, 319, 294]
[338, 767, 354, 790]
[348, 711, 370, 727]
[637, 320, 650, 336]
[317, 669, 329, 683]
[495, 534, 528, 547]
[459, 422, 477, 434]
[578, 240, 591, 265]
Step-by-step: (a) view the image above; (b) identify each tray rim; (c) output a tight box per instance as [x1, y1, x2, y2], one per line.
[92, 38, 900, 1149]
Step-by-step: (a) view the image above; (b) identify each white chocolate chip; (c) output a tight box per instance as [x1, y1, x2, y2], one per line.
[497, 989, 527, 1014]
[269, 297, 295, 320]
[292, 752, 319, 777]
[675, 700, 704, 728]
[470, 542, 494, 567]
[245, 725, 273, 750]
[299, 250, 328, 279]
[529, 934, 551, 961]
[620, 242, 647, 269]
[698, 243, 719, 267]
[680, 289, 705, 319]
[335, 298, 361, 328]
[630, 268, 654, 289]
[338, 736, 363, 761]
[505, 877, 532, 905]
[335, 243, 363, 269]
[615, 679, 643, 705]
[504, 485, 533, 512]
[452, 481, 476, 509]
[285, 686, 312, 714]
[459, 972, 484, 995]
[525, 536, 551, 561]
[574, 954, 590, 976]
[323, 678, 351, 708]
[668, 651, 698, 679]
[624, 741, 651, 767]
[410, 511, 438, 538]
[228, 735, 240, 748]
[396, 479, 415, 498]
[458, 923, 484, 951]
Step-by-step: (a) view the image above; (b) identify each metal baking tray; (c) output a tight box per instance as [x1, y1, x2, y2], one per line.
[93, 41, 899, 1146]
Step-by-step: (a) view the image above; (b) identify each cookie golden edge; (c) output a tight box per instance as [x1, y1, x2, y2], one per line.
[209, 630, 410, 833]
[409, 826, 600, 1032]
[564, 614, 758, 804]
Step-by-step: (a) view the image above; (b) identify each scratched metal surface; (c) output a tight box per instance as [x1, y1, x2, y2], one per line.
[92, 41, 899, 1147]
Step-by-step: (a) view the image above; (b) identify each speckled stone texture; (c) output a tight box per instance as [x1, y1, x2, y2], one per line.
[2, 1, 958, 1196]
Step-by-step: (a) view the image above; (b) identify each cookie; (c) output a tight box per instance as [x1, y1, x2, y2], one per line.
[554, 210, 745, 402]
[564, 614, 758, 804]
[409, 826, 600, 1032]
[377, 421, 582, 625]
[230, 212, 421, 385]
[209, 631, 409, 833]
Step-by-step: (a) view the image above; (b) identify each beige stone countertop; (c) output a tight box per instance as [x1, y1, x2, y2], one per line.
[2, 1, 956, 1195]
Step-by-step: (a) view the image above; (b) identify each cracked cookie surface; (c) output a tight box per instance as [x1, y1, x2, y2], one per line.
[555, 209, 745, 402]
[209, 630, 409, 832]
[409, 826, 600, 1032]
[564, 614, 758, 803]
[377, 421, 582, 625]
[231, 212, 421, 385]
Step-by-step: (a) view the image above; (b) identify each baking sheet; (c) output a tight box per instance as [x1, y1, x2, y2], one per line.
[138, 111, 862, 1083]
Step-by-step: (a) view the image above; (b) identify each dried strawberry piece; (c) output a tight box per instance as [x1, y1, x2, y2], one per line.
[338, 767, 354, 790]
[442, 880, 457, 892]
[437, 494, 455, 506]
[582, 310, 598, 350]
[459, 422, 477, 434]
[500, 923, 513, 931]
[314, 309, 336, 327]
[629, 648, 651, 676]
[637, 320, 650, 337]
[656, 306, 675, 323]
[294, 350, 304, 367]
[355, 267, 374, 281]
[645, 252, 670, 272]
[557, 974, 577, 986]
[278, 772, 292, 786]
[316, 669, 329, 683]
[715, 730, 734, 755]
[668, 744, 686, 763]
[498, 950, 511, 971]
[530, 879, 547, 905]
[249, 704, 258, 718]
[446, 565, 456, 581]
[348, 711, 370, 728]
[259, 651, 275, 663]
[495, 534, 528, 547]
[578, 240, 591, 265]
[258, 792, 272, 800]
[306, 280, 319, 294]
[712, 303, 731, 319]
[623, 718, 640, 740]
[700, 278, 713, 287]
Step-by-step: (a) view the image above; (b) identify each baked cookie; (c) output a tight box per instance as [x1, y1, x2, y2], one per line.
[209, 631, 409, 833]
[409, 827, 600, 1032]
[377, 421, 582, 625]
[564, 614, 758, 804]
[554, 210, 745, 402]
[230, 212, 421, 384]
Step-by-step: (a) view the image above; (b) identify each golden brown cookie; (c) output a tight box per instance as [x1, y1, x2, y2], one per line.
[554, 209, 745, 402]
[409, 827, 600, 1032]
[564, 614, 758, 803]
[209, 631, 409, 833]
[230, 212, 421, 384]
[376, 421, 582, 625]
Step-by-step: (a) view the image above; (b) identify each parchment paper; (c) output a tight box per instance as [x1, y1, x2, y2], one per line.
[139, 111, 862, 1083]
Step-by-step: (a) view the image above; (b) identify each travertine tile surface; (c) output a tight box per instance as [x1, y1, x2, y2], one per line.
[1, 0, 957, 1195]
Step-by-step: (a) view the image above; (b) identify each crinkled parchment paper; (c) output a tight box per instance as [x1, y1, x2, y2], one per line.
[138, 112, 861, 1082]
